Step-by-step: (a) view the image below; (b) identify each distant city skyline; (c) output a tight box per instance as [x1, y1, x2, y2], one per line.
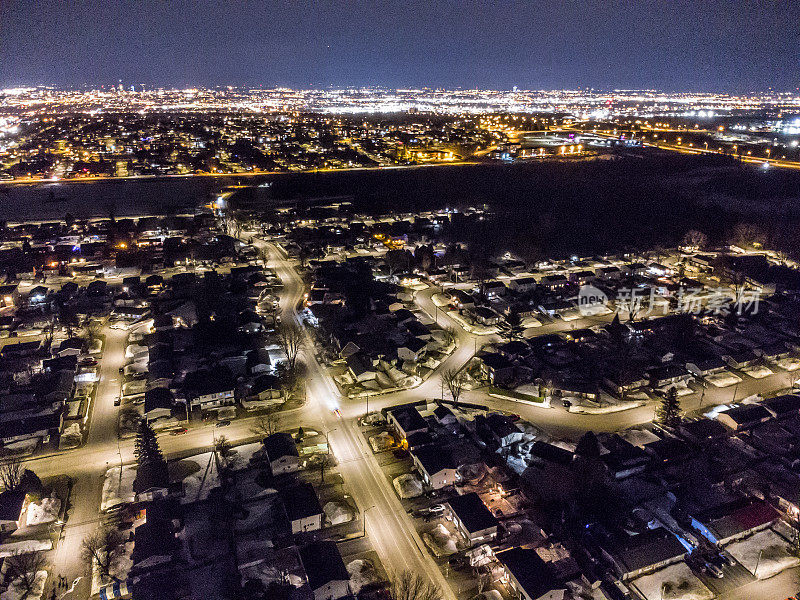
[1, 0, 798, 93]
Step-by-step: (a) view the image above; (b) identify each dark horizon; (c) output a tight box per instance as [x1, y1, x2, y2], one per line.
[1, 0, 798, 93]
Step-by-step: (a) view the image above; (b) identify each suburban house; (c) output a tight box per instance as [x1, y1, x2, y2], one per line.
[478, 352, 515, 386]
[538, 273, 569, 290]
[246, 374, 285, 407]
[280, 483, 324, 534]
[0, 283, 20, 308]
[263, 432, 301, 475]
[690, 498, 779, 545]
[346, 352, 377, 383]
[131, 519, 178, 572]
[762, 394, 800, 420]
[679, 418, 730, 445]
[298, 541, 352, 600]
[183, 369, 236, 411]
[483, 280, 508, 299]
[484, 413, 523, 448]
[387, 405, 428, 440]
[397, 336, 428, 362]
[0, 489, 26, 533]
[716, 404, 773, 432]
[509, 277, 537, 293]
[132, 461, 170, 503]
[446, 492, 499, 545]
[472, 306, 502, 326]
[600, 527, 687, 580]
[143, 387, 175, 422]
[497, 548, 567, 600]
[411, 445, 458, 489]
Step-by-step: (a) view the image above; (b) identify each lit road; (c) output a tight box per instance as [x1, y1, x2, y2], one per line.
[256, 238, 459, 600]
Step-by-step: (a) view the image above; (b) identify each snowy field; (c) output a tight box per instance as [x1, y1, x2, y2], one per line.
[631, 562, 713, 600]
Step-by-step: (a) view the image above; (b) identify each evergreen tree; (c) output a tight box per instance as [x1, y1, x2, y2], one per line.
[135, 419, 164, 466]
[656, 387, 682, 428]
[506, 309, 524, 340]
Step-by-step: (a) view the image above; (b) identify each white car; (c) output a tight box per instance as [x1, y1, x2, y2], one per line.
[427, 504, 446, 515]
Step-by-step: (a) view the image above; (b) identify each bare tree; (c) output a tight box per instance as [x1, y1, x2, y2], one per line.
[250, 410, 280, 438]
[4, 551, 46, 599]
[730, 223, 766, 250]
[81, 527, 124, 582]
[214, 435, 240, 471]
[442, 368, 467, 405]
[276, 322, 303, 372]
[681, 229, 708, 251]
[85, 319, 102, 347]
[390, 571, 442, 600]
[0, 454, 23, 491]
[440, 326, 457, 348]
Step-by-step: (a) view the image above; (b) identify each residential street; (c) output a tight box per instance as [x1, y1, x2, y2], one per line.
[17, 235, 800, 600]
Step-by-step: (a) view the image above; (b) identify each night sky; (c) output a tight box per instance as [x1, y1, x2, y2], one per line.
[1, 0, 797, 92]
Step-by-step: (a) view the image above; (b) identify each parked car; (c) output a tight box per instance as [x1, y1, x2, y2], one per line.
[80, 357, 97, 366]
[427, 504, 446, 515]
[216, 420, 231, 428]
[113, 397, 121, 406]
[706, 562, 724, 578]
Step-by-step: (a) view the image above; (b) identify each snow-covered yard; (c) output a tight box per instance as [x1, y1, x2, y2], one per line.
[90, 540, 134, 597]
[0, 540, 52, 558]
[347, 559, 380, 594]
[393, 474, 423, 499]
[422, 523, 462, 557]
[174, 452, 219, 504]
[101, 465, 137, 511]
[0, 570, 48, 600]
[742, 365, 774, 379]
[775, 357, 800, 372]
[25, 496, 61, 526]
[369, 432, 395, 452]
[323, 501, 354, 525]
[726, 528, 800, 579]
[705, 370, 743, 388]
[631, 563, 713, 600]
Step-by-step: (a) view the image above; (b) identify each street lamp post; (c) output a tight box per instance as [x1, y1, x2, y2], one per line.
[363, 505, 376, 537]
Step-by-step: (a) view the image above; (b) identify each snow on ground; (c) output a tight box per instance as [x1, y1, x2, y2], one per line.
[101, 465, 137, 511]
[422, 523, 460, 557]
[0, 570, 48, 600]
[2, 439, 38, 456]
[177, 452, 219, 504]
[392, 474, 423, 499]
[568, 399, 645, 414]
[90, 540, 134, 596]
[705, 371, 743, 388]
[347, 559, 380, 594]
[619, 428, 661, 447]
[369, 432, 394, 452]
[323, 501, 353, 525]
[776, 357, 800, 372]
[26, 496, 61, 526]
[742, 365, 774, 379]
[726, 528, 800, 579]
[0, 540, 52, 557]
[229, 442, 262, 469]
[631, 562, 713, 600]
